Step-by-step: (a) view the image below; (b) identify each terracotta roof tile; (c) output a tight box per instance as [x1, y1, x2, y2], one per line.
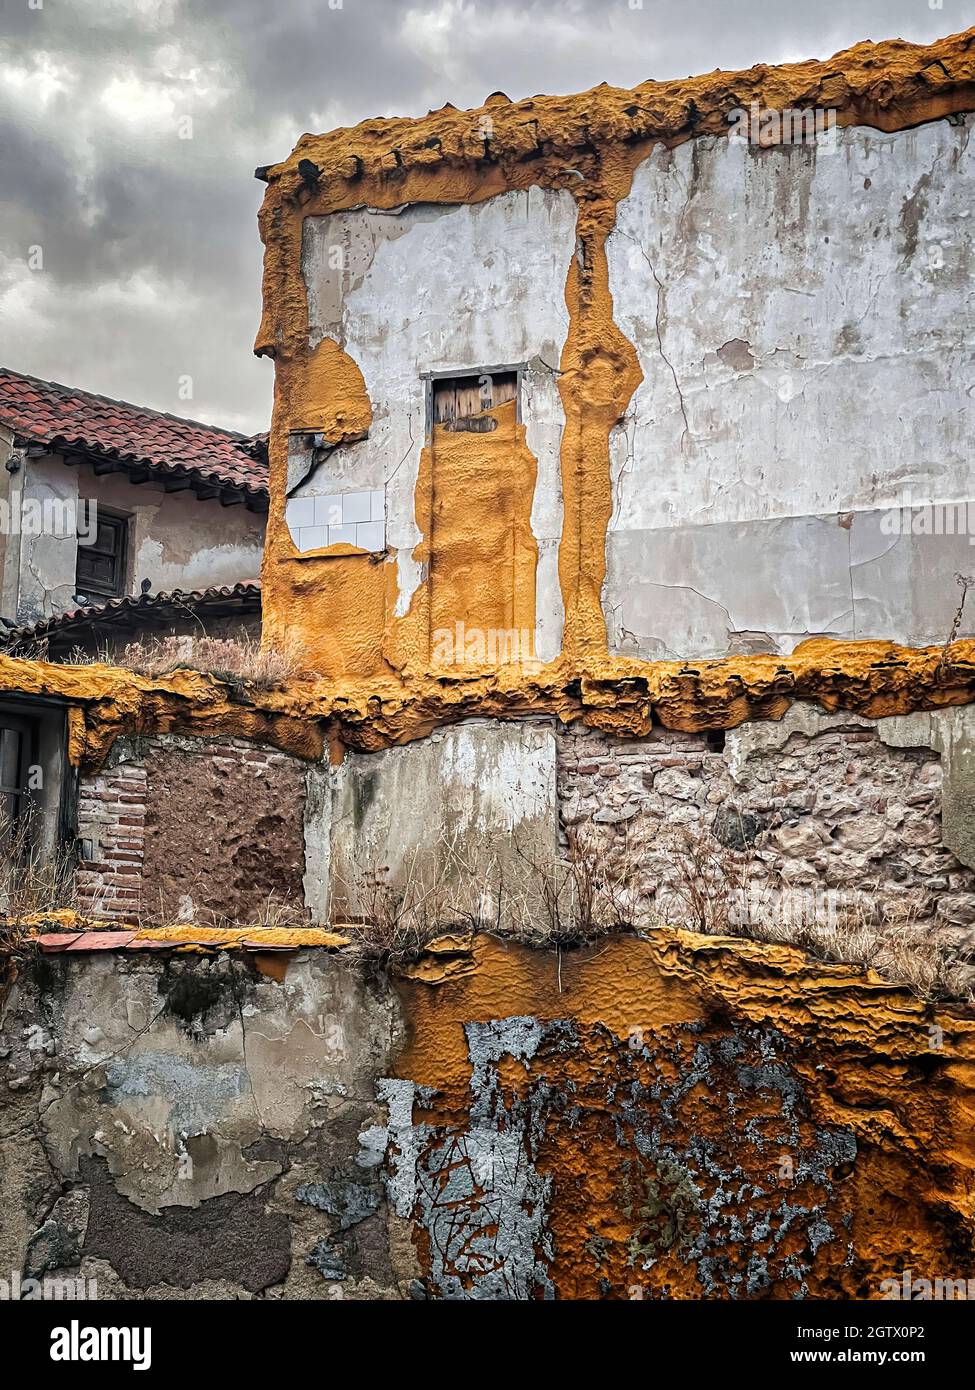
[0, 367, 268, 497]
[34, 927, 350, 952]
[1, 581, 261, 647]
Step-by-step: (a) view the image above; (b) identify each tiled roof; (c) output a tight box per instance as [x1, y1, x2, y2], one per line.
[0, 582, 261, 648]
[239, 431, 269, 460]
[34, 926, 349, 952]
[0, 367, 268, 498]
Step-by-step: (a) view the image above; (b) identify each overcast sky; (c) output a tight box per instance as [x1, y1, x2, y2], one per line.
[1, 0, 970, 435]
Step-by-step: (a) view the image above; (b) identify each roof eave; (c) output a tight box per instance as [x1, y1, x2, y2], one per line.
[14, 436, 269, 510]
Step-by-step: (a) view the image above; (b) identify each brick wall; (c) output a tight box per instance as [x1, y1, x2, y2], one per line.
[74, 737, 307, 926]
[75, 764, 147, 923]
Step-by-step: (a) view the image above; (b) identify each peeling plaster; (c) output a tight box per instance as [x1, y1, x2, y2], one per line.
[296, 189, 574, 650]
[329, 718, 558, 924]
[604, 117, 975, 659]
[249, 29, 975, 731]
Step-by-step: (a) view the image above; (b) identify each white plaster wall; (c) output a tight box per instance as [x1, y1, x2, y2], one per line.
[17, 454, 80, 621]
[328, 717, 558, 928]
[299, 189, 577, 661]
[604, 117, 975, 658]
[15, 455, 265, 621]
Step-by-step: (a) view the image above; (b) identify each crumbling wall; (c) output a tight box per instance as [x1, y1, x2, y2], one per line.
[0, 948, 409, 1299]
[256, 28, 975, 690]
[3, 930, 974, 1300]
[557, 714, 975, 941]
[295, 192, 572, 667]
[324, 718, 558, 927]
[69, 703, 975, 953]
[76, 735, 307, 925]
[299, 706, 975, 963]
[604, 115, 975, 658]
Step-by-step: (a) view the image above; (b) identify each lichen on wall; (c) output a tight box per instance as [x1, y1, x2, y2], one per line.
[380, 931, 975, 1300]
[3, 634, 975, 774]
[5, 927, 973, 1300]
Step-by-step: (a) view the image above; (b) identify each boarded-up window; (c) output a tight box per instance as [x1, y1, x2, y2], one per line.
[76, 511, 128, 598]
[426, 363, 535, 667]
[432, 370, 519, 432]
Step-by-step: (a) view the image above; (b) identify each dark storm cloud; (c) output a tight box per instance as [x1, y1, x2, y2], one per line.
[0, 0, 966, 432]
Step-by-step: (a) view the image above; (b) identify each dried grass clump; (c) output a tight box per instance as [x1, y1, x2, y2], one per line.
[140, 882, 309, 933]
[658, 823, 755, 937]
[335, 843, 481, 969]
[0, 810, 76, 922]
[61, 631, 319, 688]
[511, 826, 634, 945]
[335, 827, 636, 968]
[662, 820, 975, 1003]
[1, 810, 77, 975]
[3, 637, 50, 662]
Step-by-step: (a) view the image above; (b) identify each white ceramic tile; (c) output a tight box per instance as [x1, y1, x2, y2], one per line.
[355, 520, 385, 552]
[328, 523, 358, 547]
[341, 491, 371, 524]
[314, 494, 343, 527]
[298, 525, 328, 552]
[370, 489, 386, 522]
[286, 497, 315, 530]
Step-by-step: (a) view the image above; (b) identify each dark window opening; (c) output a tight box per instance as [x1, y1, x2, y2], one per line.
[0, 700, 72, 899]
[431, 369, 519, 433]
[76, 510, 129, 599]
[0, 713, 36, 850]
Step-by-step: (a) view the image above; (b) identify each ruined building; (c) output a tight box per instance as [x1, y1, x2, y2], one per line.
[3, 29, 975, 1301]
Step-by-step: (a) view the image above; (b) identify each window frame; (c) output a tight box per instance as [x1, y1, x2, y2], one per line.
[0, 697, 74, 863]
[423, 363, 527, 434]
[75, 506, 130, 599]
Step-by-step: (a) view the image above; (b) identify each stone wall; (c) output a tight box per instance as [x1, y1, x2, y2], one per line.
[557, 715, 975, 943]
[71, 710, 975, 956]
[290, 189, 575, 667]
